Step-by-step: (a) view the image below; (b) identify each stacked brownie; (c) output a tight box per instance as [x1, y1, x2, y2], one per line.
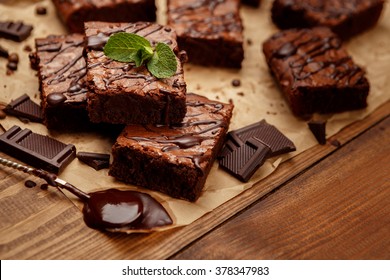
[85, 21, 187, 125]
[167, 0, 244, 68]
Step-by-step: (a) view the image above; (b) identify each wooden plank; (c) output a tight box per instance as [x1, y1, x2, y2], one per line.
[0, 101, 389, 259]
[173, 116, 390, 259]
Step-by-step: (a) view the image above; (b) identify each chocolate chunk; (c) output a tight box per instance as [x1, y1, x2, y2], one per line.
[0, 21, 33, 42]
[25, 180, 37, 188]
[219, 120, 296, 182]
[4, 94, 43, 123]
[0, 45, 9, 58]
[308, 120, 327, 145]
[77, 152, 110, 170]
[232, 79, 241, 87]
[8, 53, 19, 63]
[219, 137, 271, 182]
[36, 6, 47, 15]
[6, 62, 17, 71]
[0, 125, 76, 174]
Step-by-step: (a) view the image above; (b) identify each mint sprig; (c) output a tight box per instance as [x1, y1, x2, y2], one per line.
[103, 32, 177, 79]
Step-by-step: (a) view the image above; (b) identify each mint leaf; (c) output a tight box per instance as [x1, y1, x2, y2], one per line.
[104, 32, 151, 63]
[104, 33, 177, 78]
[134, 46, 153, 67]
[147, 43, 177, 79]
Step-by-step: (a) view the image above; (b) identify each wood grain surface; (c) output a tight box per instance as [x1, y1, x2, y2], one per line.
[0, 101, 389, 259]
[173, 116, 390, 260]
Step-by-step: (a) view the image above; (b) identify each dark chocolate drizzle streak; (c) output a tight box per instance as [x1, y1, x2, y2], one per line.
[169, 0, 243, 37]
[271, 29, 365, 86]
[125, 96, 226, 172]
[37, 35, 87, 107]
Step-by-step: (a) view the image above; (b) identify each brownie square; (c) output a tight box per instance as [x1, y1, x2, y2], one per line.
[85, 21, 187, 125]
[51, 0, 156, 33]
[109, 93, 234, 201]
[167, 0, 244, 68]
[271, 0, 385, 40]
[33, 34, 90, 130]
[262, 27, 369, 117]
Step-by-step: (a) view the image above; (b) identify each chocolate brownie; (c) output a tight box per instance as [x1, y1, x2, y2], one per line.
[271, 0, 384, 40]
[109, 93, 234, 202]
[167, 0, 244, 68]
[32, 34, 90, 130]
[51, 0, 156, 33]
[85, 21, 187, 125]
[262, 27, 369, 117]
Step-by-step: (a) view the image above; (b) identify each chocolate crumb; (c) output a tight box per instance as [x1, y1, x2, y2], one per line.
[247, 38, 253, 45]
[40, 184, 49, 190]
[228, 98, 233, 104]
[237, 92, 244, 96]
[331, 139, 341, 147]
[24, 45, 32, 52]
[36, 6, 47, 15]
[6, 69, 13, 76]
[231, 79, 241, 87]
[7, 61, 17, 71]
[8, 53, 19, 63]
[25, 180, 37, 188]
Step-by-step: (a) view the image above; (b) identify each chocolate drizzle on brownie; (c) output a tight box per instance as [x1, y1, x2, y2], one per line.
[270, 29, 365, 86]
[36, 34, 87, 107]
[124, 97, 228, 171]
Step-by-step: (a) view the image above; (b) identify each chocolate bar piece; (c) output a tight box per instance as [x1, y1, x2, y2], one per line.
[0, 126, 76, 174]
[4, 94, 43, 123]
[219, 120, 296, 182]
[0, 21, 33, 42]
[308, 120, 327, 145]
[219, 137, 271, 182]
[77, 152, 110, 170]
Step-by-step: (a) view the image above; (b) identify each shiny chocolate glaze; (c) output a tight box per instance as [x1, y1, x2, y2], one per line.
[31, 168, 172, 231]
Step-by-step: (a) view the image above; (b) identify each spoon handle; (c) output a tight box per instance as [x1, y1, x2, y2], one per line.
[0, 156, 90, 201]
[0, 156, 35, 175]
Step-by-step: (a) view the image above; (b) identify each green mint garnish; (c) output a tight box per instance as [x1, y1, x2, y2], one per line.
[103, 32, 177, 79]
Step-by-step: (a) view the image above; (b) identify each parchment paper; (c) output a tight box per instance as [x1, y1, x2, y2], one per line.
[1, 0, 389, 229]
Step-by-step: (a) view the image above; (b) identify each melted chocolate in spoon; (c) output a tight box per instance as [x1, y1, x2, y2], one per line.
[0, 157, 173, 232]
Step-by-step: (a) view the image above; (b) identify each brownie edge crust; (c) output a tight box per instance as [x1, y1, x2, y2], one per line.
[109, 93, 234, 202]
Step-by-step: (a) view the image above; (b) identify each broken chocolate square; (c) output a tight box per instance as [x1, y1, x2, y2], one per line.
[219, 120, 296, 182]
[308, 119, 327, 145]
[77, 152, 110, 171]
[4, 94, 43, 123]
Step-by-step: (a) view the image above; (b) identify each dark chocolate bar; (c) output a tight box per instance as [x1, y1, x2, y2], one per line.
[4, 94, 43, 123]
[0, 126, 76, 174]
[308, 120, 327, 145]
[77, 152, 110, 170]
[219, 120, 296, 182]
[0, 21, 33, 42]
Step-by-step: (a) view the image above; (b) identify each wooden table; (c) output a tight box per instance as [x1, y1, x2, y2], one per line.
[0, 102, 389, 260]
